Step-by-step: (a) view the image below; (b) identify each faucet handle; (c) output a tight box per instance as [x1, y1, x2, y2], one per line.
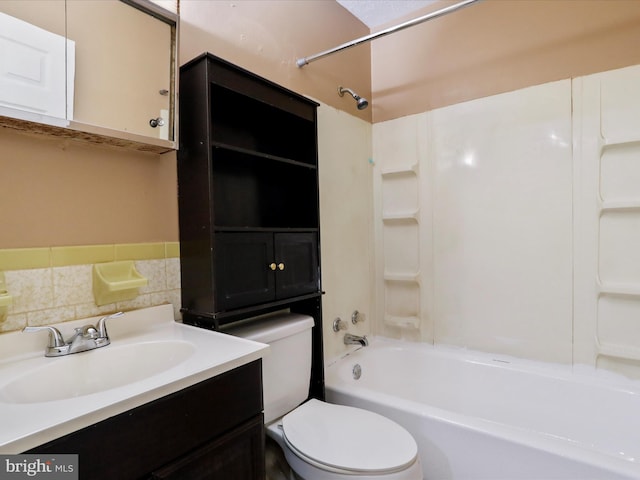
[23, 325, 66, 348]
[96, 311, 124, 338]
[333, 317, 348, 332]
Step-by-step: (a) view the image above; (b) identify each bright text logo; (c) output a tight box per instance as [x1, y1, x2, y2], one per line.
[0, 455, 77, 480]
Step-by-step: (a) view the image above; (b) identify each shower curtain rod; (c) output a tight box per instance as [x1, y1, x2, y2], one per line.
[296, 0, 481, 68]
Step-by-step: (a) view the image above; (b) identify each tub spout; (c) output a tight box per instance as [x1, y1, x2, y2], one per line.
[344, 333, 368, 347]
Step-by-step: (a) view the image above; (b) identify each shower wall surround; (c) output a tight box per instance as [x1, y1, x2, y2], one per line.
[373, 64, 640, 377]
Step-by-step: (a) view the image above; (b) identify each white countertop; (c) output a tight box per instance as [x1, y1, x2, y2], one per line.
[0, 304, 268, 453]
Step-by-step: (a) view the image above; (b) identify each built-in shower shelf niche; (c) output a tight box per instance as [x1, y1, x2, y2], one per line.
[384, 273, 420, 282]
[384, 315, 420, 330]
[383, 277, 420, 330]
[381, 170, 417, 217]
[383, 223, 419, 273]
[596, 342, 640, 363]
[600, 141, 640, 204]
[600, 200, 640, 212]
[595, 292, 640, 361]
[380, 166, 418, 177]
[599, 282, 640, 296]
[598, 210, 640, 285]
[382, 213, 418, 223]
[601, 136, 640, 150]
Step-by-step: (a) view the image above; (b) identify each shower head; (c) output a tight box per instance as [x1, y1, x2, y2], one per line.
[338, 86, 369, 110]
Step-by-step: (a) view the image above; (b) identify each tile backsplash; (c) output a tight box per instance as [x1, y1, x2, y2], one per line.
[0, 242, 181, 333]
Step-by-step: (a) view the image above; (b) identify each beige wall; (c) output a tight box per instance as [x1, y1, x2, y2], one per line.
[0, 130, 179, 249]
[371, 0, 640, 123]
[179, 0, 372, 122]
[0, 1, 65, 36]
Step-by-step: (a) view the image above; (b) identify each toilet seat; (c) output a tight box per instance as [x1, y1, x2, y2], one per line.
[281, 399, 419, 475]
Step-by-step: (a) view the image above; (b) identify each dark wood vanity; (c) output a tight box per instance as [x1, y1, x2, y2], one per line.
[28, 361, 264, 479]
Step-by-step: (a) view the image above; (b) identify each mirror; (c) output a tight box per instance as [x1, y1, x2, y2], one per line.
[0, 0, 177, 151]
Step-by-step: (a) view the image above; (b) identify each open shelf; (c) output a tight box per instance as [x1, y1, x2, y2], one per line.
[210, 83, 316, 166]
[211, 146, 319, 229]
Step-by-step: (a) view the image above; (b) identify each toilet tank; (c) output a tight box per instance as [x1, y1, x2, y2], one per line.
[225, 313, 314, 424]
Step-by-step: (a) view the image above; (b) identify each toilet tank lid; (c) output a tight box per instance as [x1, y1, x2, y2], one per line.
[224, 313, 314, 344]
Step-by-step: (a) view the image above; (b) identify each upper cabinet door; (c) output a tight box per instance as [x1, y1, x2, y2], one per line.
[0, 12, 71, 119]
[66, 0, 173, 141]
[0, 1, 67, 120]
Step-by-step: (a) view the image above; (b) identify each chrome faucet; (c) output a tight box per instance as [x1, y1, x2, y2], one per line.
[24, 312, 123, 357]
[344, 333, 368, 347]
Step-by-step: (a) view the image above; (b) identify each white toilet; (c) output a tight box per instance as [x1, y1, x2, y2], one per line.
[227, 312, 423, 480]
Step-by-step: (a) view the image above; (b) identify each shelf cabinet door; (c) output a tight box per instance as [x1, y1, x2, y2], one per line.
[274, 232, 319, 299]
[215, 232, 275, 311]
[215, 232, 319, 311]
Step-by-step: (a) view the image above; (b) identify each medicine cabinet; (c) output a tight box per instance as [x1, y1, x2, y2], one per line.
[0, 0, 177, 153]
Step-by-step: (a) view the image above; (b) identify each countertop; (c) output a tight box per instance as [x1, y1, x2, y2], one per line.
[0, 304, 268, 453]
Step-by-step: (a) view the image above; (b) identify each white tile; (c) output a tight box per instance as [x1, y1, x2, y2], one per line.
[53, 265, 93, 306]
[5, 268, 54, 313]
[27, 307, 76, 327]
[165, 258, 181, 290]
[135, 259, 166, 293]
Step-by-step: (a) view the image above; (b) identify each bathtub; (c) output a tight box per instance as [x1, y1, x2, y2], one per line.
[324, 337, 640, 480]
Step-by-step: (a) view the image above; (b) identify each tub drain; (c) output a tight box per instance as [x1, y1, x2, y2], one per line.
[352, 364, 362, 380]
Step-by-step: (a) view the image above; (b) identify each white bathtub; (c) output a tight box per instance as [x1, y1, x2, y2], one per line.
[325, 337, 640, 480]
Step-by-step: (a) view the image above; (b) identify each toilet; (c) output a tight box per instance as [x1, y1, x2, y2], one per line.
[226, 313, 423, 480]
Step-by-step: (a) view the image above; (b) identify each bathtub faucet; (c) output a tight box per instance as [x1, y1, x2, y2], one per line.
[344, 333, 368, 347]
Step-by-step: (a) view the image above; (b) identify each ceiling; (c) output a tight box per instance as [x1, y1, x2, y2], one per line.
[335, 0, 438, 28]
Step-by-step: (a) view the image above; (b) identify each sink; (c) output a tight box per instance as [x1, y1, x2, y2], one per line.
[0, 340, 196, 404]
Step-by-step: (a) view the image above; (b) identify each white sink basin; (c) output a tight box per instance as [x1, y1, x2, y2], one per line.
[0, 340, 196, 404]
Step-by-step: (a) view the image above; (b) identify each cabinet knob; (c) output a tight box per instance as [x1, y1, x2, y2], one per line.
[278, 263, 285, 271]
[269, 263, 277, 271]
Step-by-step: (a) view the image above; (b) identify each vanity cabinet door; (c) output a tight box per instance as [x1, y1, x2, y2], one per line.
[150, 415, 265, 480]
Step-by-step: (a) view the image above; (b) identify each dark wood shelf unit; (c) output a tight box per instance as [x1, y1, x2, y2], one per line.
[177, 52, 325, 402]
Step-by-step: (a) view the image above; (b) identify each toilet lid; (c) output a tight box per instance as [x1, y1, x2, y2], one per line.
[281, 399, 418, 474]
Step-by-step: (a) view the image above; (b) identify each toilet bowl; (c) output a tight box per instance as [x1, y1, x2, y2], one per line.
[268, 399, 423, 480]
[226, 313, 423, 480]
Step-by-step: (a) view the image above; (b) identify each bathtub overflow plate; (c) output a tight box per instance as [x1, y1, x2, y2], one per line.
[352, 364, 362, 380]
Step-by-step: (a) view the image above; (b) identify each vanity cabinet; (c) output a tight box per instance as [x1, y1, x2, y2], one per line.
[178, 53, 321, 324]
[27, 361, 265, 480]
